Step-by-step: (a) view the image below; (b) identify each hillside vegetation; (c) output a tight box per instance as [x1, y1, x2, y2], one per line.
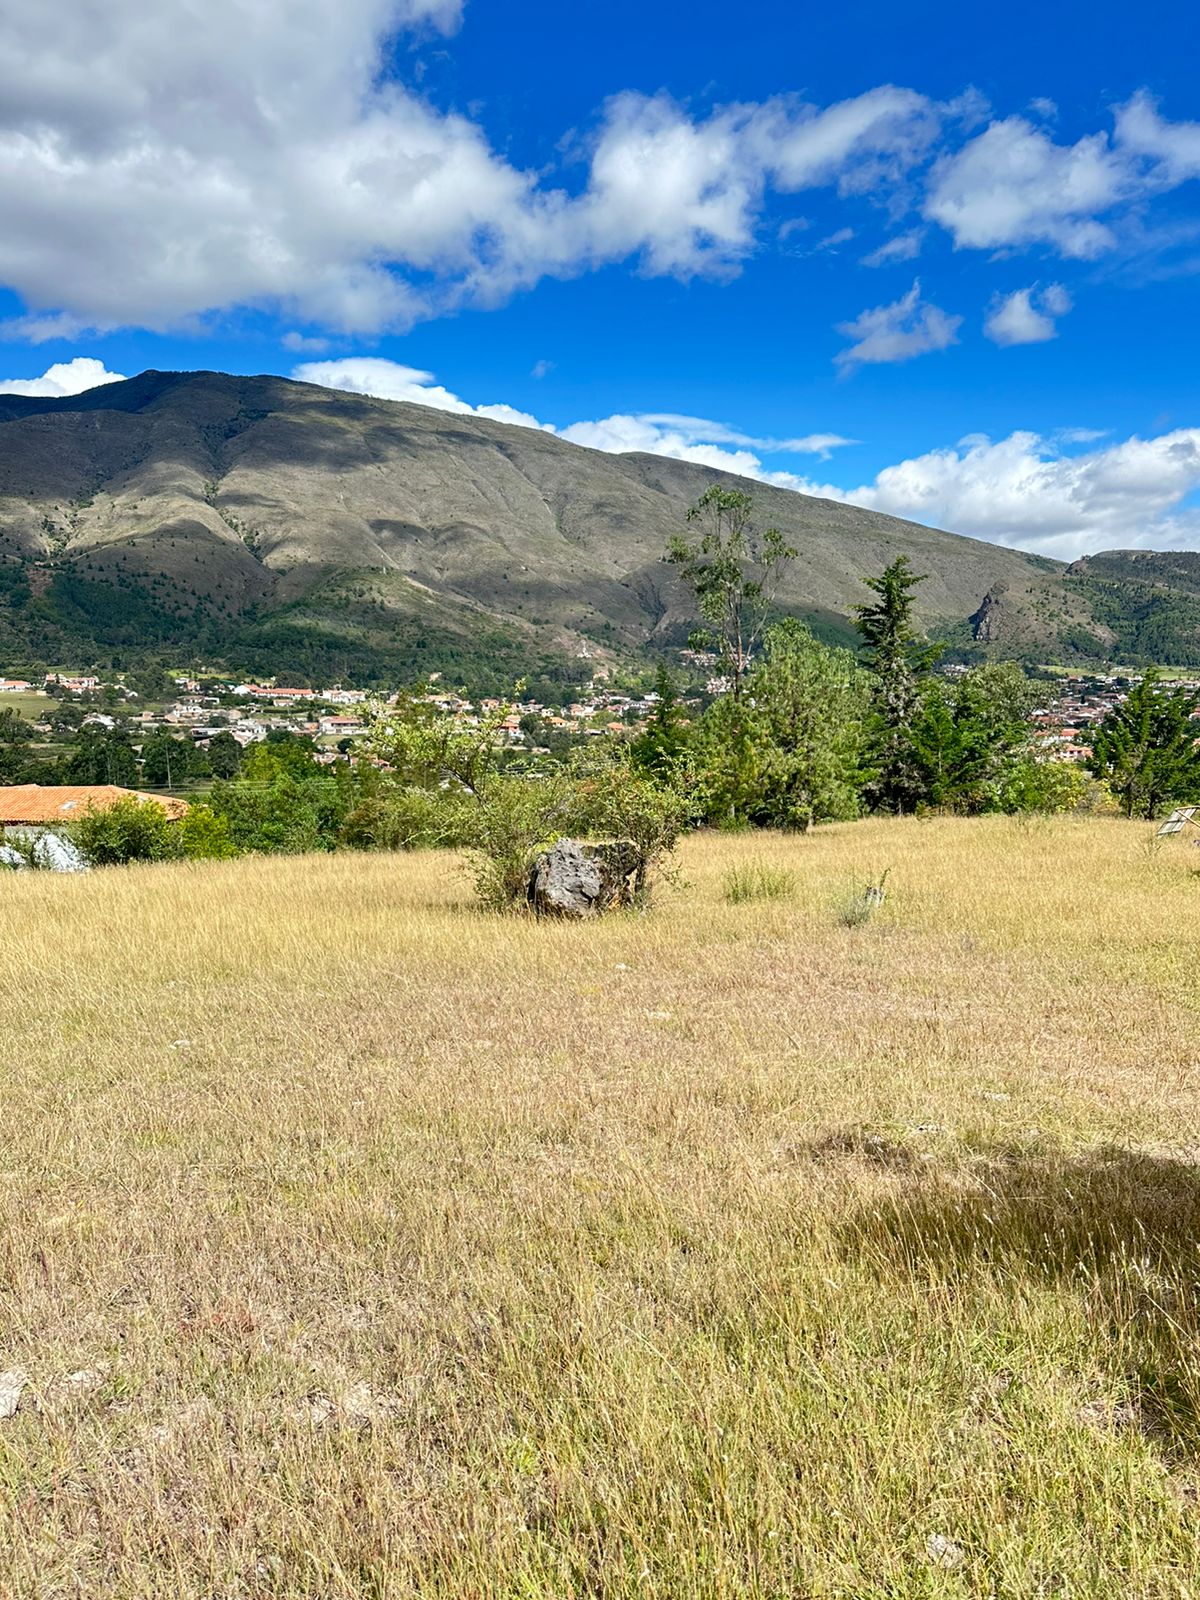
[3, 821, 1200, 1596]
[4, 370, 1194, 681]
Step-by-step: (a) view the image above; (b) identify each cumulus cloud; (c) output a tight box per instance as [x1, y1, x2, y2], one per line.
[925, 117, 1126, 257]
[0, 5, 977, 336]
[292, 358, 551, 431]
[1115, 91, 1200, 184]
[4, 2, 1199, 339]
[294, 357, 856, 478]
[925, 93, 1200, 263]
[983, 282, 1072, 345]
[0, 357, 126, 396]
[796, 428, 1200, 559]
[281, 332, 333, 354]
[834, 279, 961, 370]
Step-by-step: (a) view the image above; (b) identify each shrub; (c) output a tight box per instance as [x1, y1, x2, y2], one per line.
[177, 804, 238, 860]
[994, 756, 1088, 816]
[73, 797, 184, 866]
[566, 750, 688, 901]
[468, 774, 575, 911]
[466, 756, 687, 912]
[207, 775, 325, 855]
[723, 861, 796, 903]
[340, 787, 478, 851]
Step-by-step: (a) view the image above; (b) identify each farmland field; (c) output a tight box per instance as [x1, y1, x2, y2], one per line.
[2, 818, 1200, 1597]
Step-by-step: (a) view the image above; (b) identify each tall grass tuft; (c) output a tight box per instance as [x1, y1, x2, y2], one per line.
[723, 859, 796, 903]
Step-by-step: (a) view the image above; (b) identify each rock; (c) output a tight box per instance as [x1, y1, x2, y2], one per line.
[527, 838, 640, 918]
[0, 1368, 27, 1419]
[969, 581, 1009, 645]
[926, 1533, 965, 1571]
[33, 833, 88, 872]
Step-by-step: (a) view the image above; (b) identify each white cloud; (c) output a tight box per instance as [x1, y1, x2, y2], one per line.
[925, 94, 1200, 263]
[925, 117, 1125, 257]
[0, 9, 965, 335]
[1, 10, 1199, 339]
[861, 229, 924, 266]
[1115, 91, 1200, 184]
[797, 428, 1200, 559]
[813, 227, 855, 251]
[834, 279, 961, 370]
[292, 357, 551, 431]
[0, 357, 126, 396]
[281, 331, 333, 354]
[294, 357, 856, 478]
[983, 282, 1072, 345]
[530, 359, 554, 379]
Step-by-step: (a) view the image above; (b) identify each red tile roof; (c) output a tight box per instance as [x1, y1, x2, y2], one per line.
[0, 785, 189, 824]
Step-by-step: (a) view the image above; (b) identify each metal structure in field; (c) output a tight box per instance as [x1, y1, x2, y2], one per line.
[1155, 806, 1199, 838]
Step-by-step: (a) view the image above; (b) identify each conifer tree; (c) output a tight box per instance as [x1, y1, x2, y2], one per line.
[1088, 672, 1200, 818]
[854, 556, 941, 811]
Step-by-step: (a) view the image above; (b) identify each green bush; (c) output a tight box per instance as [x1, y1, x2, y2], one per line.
[340, 787, 478, 851]
[207, 774, 326, 855]
[993, 756, 1088, 816]
[73, 797, 184, 866]
[723, 861, 796, 904]
[177, 804, 238, 860]
[466, 756, 688, 912]
[468, 774, 575, 911]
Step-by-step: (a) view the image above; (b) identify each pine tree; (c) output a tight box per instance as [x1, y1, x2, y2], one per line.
[854, 556, 941, 811]
[1088, 672, 1200, 818]
[631, 664, 688, 779]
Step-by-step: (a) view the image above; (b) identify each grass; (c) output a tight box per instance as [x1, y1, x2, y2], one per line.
[2, 816, 1200, 1597]
[722, 859, 796, 903]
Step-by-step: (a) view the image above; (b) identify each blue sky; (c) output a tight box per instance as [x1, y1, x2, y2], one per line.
[0, 0, 1198, 557]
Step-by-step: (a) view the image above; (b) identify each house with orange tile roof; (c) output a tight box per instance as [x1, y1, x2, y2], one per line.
[0, 785, 189, 827]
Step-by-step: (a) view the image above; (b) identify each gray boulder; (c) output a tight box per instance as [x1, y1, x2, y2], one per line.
[528, 838, 640, 918]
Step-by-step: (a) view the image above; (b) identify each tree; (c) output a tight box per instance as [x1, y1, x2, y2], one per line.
[854, 556, 941, 811]
[631, 664, 689, 780]
[908, 662, 1039, 813]
[61, 725, 139, 787]
[1088, 672, 1200, 818]
[206, 729, 244, 779]
[692, 620, 869, 830]
[139, 732, 208, 787]
[365, 691, 516, 797]
[667, 487, 797, 700]
[0, 708, 33, 783]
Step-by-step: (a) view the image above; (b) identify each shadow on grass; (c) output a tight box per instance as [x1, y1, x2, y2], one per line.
[831, 1136, 1200, 1449]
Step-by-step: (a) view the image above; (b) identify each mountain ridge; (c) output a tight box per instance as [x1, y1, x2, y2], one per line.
[0, 369, 1195, 682]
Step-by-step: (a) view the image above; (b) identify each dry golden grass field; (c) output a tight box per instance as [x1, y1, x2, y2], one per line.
[2, 817, 1200, 1598]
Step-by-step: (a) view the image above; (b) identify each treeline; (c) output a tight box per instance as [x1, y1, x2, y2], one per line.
[11, 488, 1200, 887]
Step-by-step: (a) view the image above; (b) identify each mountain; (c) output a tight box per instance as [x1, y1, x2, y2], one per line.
[0, 369, 1196, 684]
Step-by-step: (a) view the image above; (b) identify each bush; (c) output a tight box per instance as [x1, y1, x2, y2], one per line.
[466, 756, 688, 912]
[723, 861, 796, 904]
[340, 787, 478, 851]
[73, 797, 184, 866]
[993, 756, 1088, 816]
[468, 774, 575, 911]
[177, 804, 238, 860]
[834, 871, 889, 928]
[207, 774, 325, 855]
[565, 750, 688, 901]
